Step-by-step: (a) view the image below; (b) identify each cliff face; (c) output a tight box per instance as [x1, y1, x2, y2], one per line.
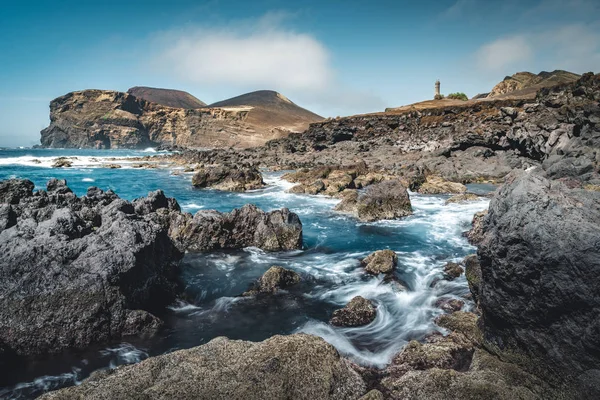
[486, 70, 580, 99]
[40, 89, 322, 149]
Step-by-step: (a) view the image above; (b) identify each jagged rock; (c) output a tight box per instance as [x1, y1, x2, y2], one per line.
[40, 334, 367, 400]
[51, 157, 73, 168]
[418, 176, 467, 195]
[361, 249, 398, 275]
[435, 298, 465, 313]
[478, 169, 600, 383]
[358, 390, 384, 400]
[443, 262, 464, 280]
[335, 180, 412, 222]
[0, 179, 183, 356]
[330, 296, 377, 327]
[445, 193, 479, 204]
[466, 210, 487, 245]
[192, 165, 264, 191]
[463, 255, 482, 303]
[243, 266, 301, 296]
[167, 204, 303, 252]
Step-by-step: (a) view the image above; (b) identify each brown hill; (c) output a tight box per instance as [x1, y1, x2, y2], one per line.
[210, 90, 324, 135]
[127, 86, 206, 109]
[483, 70, 580, 99]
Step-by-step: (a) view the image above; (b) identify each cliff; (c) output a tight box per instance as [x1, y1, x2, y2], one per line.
[40, 89, 323, 149]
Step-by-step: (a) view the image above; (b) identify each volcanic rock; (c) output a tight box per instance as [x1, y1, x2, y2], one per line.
[243, 266, 301, 296]
[330, 296, 377, 327]
[418, 176, 467, 195]
[443, 262, 464, 280]
[40, 334, 367, 400]
[0, 179, 183, 356]
[466, 210, 488, 245]
[361, 249, 398, 275]
[335, 180, 412, 222]
[192, 165, 264, 191]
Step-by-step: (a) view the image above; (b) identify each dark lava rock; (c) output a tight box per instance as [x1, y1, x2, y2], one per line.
[243, 266, 301, 296]
[361, 249, 398, 275]
[40, 334, 367, 400]
[191, 165, 264, 191]
[167, 204, 303, 252]
[478, 169, 600, 383]
[0, 179, 183, 356]
[443, 262, 464, 280]
[330, 296, 377, 327]
[335, 180, 412, 222]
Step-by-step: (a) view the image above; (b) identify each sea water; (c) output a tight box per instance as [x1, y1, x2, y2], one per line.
[0, 149, 491, 399]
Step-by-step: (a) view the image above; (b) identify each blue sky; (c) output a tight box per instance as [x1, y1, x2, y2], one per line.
[1, 0, 599, 147]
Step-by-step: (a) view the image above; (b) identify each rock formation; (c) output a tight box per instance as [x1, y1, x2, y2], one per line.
[166, 204, 303, 252]
[478, 169, 600, 384]
[40, 89, 323, 149]
[192, 165, 264, 191]
[335, 180, 412, 222]
[40, 334, 367, 400]
[485, 70, 580, 99]
[127, 86, 206, 109]
[242, 266, 301, 296]
[361, 249, 398, 275]
[330, 296, 377, 327]
[0, 179, 183, 356]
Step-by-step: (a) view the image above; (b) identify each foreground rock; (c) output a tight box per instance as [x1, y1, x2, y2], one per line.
[361, 249, 398, 275]
[167, 204, 303, 252]
[0, 179, 183, 356]
[330, 296, 377, 327]
[335, 180, 412, 222]
[243, 266, 301, 296]
[192, 165, 264, 191]
[41, 334, 367, 400]
[478, 169, 600, 384]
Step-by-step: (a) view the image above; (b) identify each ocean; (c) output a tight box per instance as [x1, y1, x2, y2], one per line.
[0, 148, 490, 399]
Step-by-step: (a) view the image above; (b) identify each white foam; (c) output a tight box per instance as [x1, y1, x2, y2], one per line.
[82, 178, 95, 182]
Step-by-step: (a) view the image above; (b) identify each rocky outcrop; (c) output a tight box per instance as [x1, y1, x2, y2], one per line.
[127, 86, 206, 109]
[243, 266, 301, 296]
[443, 262, 464, 280]
[335, 180, 412, 222]
[0, 179, 183, 356]
[445, 193, 480, 204]
[40, 89, 323, 149]
[477, 169, 600, 384]
[463, 255, 482, 304]
[361, 249, 398, 275]
[486, 70, 580, 99]
[466, 210, 487, 244]
[192, 165, 264, 191]
[417, 175, 467, 194]
[167, 204, 303, 252]
[41, 334, 367, 400]
[330, 296, 377, 327]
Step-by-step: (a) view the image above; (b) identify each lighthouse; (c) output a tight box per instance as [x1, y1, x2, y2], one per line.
[435, 80, 440, 96]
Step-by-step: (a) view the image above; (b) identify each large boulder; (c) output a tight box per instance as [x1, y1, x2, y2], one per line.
[192, 165, 264, 191]
[243, 266, 301, 296]
[330, 296, 377, 327]
[478, 170, 600, 383]
[335, 180, 412, 222]
[41, 334, 367, 400]
[167, 204, 303, 252]
[0, 179, 183, 356]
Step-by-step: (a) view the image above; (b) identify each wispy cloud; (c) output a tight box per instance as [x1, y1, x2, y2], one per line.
[474, 23, 600, 74]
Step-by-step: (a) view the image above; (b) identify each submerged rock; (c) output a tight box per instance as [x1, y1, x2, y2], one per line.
[192, 165, 264, 191]
[418, 176, 467, 195]
[478, 169, 600, 383]
[361, 249, 398, 275]
[330, 296, 377, 327]
[243, 266, 301, 296]
[168, 204, 303, 252]
[51, 157, 73, 168]
[0, 179, 183, 356]
[335, 180, 412, 222]
[445, 193, 479, 204]
[40, 334, 367, 400]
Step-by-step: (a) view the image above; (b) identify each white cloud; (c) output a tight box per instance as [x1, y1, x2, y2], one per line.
[147, 13, 386, 117]
[475, 36, 533, 72]
[475, 23, 600, 74]
[152, 14, 331, 92]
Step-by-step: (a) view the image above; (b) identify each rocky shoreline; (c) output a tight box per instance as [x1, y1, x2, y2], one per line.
[2, 73, 599, 398]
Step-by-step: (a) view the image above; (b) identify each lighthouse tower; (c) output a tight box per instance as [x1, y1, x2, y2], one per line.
[435, 80, 441, 96]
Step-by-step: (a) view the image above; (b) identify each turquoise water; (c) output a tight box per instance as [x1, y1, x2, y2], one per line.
[0, 149, 490, 399]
